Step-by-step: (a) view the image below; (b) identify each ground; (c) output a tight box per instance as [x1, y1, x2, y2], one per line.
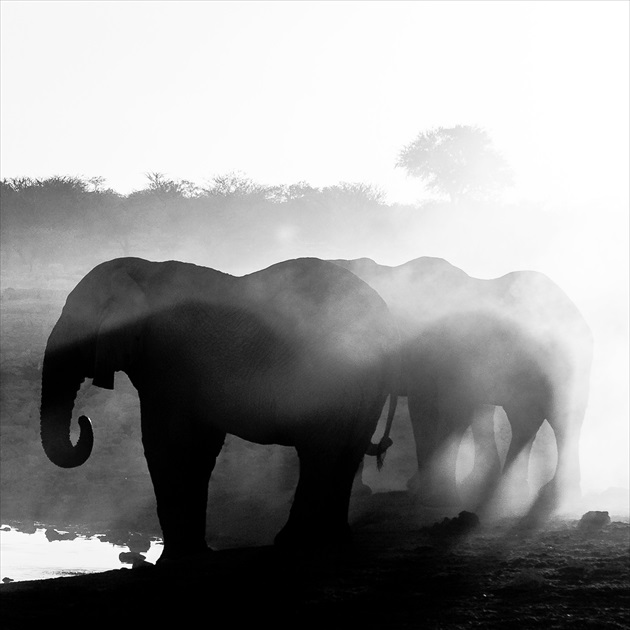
[1, 491, 628, 630]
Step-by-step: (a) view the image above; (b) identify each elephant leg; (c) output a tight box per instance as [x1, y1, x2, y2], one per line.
[537, 408, 584, 514]
[461, 405, 502, 501]
[140, 401, 225, 562]
[495, 405, 544, 513]
[406, 394, 439, 499]
[424, 407, 469, 506]
[275, 444, 361, 549]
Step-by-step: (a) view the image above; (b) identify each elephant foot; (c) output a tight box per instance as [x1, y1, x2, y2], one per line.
[525, 480, 564, 521]
[459, 471, 501, 510]
[481, 480, 533, 518]
[540, 480, 581, 514]
[156, 544, 214, 569]
[460, 465, 501, 494]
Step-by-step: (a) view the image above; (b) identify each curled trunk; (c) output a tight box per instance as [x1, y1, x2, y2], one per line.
[40, 336, 94, 468]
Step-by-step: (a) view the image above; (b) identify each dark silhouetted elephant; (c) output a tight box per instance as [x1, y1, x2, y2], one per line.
[40, 257, 398, 562]
[332, 257, 593, 514]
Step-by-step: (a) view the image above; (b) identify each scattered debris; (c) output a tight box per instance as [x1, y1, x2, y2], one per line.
[577, 511, 611, 533]
[429, 511, 480, 537]
[45, 528, 77, 542]
[119, 551, 151, 569]
[127, 533, 152, 554]
[17, 522, 37, 535]
[97, 530, 152, 552]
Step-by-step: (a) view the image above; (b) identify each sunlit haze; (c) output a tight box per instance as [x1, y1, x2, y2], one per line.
[1, 1, 628, 498]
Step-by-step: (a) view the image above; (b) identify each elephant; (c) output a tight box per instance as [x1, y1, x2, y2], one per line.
[40, 256, 399, 562]
[331, 257, 593, 515]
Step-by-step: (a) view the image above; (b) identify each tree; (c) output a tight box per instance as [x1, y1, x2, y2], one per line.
[140, 172, 201, 199]
[203, 171, 267, 198]
[321, 182, 385, 206]
[396, 125, 513, 203]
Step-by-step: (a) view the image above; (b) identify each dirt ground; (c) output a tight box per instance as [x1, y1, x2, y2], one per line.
[1, 491, 628, 630]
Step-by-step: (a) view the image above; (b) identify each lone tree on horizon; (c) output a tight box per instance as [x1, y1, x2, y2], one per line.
[397, 125, 513, 204]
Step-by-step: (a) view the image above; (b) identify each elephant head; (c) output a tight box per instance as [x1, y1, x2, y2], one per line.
[40, 258, 150, 468]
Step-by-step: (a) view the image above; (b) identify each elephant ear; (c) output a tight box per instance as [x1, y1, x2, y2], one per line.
[92, 269, 148, 389]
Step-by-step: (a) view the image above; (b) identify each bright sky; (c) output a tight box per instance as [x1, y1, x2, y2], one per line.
[1, 1, 628, 206]
[1, 1, 629, 496]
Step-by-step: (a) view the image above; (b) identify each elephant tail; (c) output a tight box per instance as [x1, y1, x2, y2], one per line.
[366, 393, 398, 471]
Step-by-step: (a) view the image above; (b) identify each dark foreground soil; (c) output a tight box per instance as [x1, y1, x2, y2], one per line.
[1, 491, 629, 630]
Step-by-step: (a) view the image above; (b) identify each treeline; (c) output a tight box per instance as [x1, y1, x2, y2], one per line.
[1, 173, 414, 287]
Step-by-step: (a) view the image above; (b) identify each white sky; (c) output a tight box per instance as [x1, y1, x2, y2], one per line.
[1, 1, 629, 495]
[1, 1, 628, 206]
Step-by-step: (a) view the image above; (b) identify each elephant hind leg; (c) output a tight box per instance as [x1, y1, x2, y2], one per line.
[469, 405, 502, 484]
[533, 409, 584, 517]
[275, 444, 361, 550]
[483, 405, 543, 517]
[406, 394, 440, 500]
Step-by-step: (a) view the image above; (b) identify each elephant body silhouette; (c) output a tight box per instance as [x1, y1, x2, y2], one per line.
[332, 257, 593, 514]
[40, 257, 398, 562]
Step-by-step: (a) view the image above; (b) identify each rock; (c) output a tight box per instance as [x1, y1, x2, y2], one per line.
[45, 528, 77, 542]
[2, 577, 14, 583]
[17, 522, 37, 535]
[577, 511, 611, 532]
[127, 533, 151, 554]
[119, 551, 150, 568]
[98, 530, 151, 551]
[430, 511, 480, 536]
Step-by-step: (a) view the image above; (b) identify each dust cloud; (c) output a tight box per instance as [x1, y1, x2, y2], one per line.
[0, 175, 627, 548]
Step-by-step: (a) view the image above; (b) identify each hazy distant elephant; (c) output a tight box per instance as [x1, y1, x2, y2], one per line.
[40, 257, 398, 562]
[332, 257, 593, 513]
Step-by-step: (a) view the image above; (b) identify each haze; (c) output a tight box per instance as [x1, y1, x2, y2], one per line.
[1, 1, 628, 499]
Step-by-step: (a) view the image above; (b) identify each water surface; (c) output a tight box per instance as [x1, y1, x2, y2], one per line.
[0, 525, 162, 582]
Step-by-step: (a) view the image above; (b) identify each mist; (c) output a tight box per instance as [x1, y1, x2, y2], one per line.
[1, 1, 628, 549]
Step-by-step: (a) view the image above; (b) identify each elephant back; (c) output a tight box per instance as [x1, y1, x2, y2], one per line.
[240, 257, 397, 366]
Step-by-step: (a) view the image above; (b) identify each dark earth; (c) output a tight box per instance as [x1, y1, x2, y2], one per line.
[1, 492, 628, 630]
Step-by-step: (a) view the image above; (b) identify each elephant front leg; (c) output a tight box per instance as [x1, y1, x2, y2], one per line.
[406, 395, 439, 500]
[141, 412, 225, 563]
[460, 405, 502, 505]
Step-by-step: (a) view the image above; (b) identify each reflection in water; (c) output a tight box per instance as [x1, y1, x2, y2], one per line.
[0, 525, 162, 582]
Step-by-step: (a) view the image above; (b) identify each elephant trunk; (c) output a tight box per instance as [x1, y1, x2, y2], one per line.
[40, 330, 94, 468]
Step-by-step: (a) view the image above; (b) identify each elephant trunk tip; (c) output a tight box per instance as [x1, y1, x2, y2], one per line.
[72, 414, 94, 467]
[42, 414, 95, 469]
